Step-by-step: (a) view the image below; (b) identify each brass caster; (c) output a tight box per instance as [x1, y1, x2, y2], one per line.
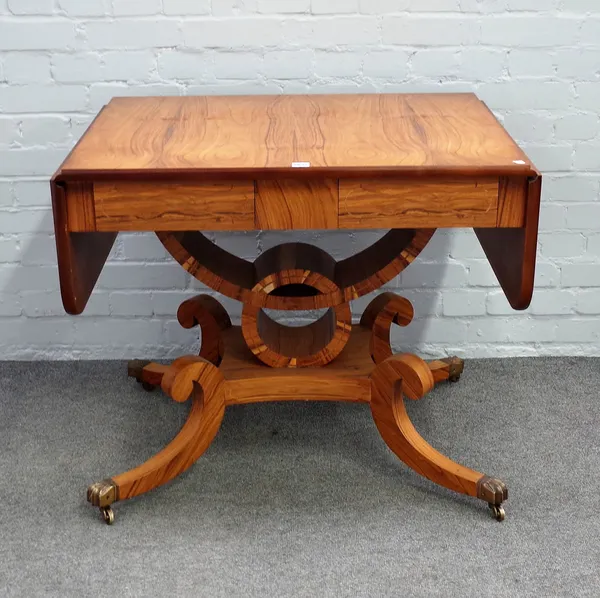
[446, 357, 464, 383]
[489, 504, 505, 522]
[101, 506, 115, 525]
[140, 381, 157, 392]
[128, 359, 151, 381]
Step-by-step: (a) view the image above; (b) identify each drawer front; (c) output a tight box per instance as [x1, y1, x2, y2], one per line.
[93, 181, 255, 232]
[255, 179, 338, 230]
[339, 179, 500, 229]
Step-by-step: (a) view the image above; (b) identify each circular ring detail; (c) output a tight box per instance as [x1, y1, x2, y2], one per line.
[242, 274, 352, 368]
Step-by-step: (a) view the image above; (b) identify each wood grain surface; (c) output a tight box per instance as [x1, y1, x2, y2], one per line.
[94, 180, 254, 231]
[370, 354, 484, 498]
[496, 176, 527, 227]
[113, 359, 225, 502]
[66, 182, 96, 232]
[57, 94, 537, 179]
[220, 326, 376, 382]
[157, 229, 436, 311]
[360, 292, 415, 364]
[255, 179, 338, 229]
[241, 303, 352, 368]
[339, 178, 499, 228]
[177, 294, 232, 366]
[51, 179, 117, 315]
[475, 176, 542, 309]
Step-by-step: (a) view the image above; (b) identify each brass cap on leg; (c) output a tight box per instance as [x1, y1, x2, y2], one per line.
[87, 479, 118, 508]
[477, 476, 508, 506]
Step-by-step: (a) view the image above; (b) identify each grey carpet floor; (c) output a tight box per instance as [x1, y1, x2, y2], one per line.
[0, 358, 599, 598]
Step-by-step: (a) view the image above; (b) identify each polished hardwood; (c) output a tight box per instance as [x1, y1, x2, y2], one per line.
[155, 229, 435, 312]
[339, 178, 499, 229]
[52, 93, 540, 315]
[58, 94, 536, 177]
[65, 181, 96, 232]
[497, 176, 527, 227]
[115, 359, 225, 502]
[51, 179, 116, 315]
[255, 179, 338, 229]
[475, 176, 541, 309]
[50, 93, 538, 524]
[370, 353, 485, 497]
[112, 292, 506, 523]
[94, 181, 255, 232]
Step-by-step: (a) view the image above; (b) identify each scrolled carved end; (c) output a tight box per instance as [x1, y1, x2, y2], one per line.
[477, 476, 508, 506]
[176, 295, 231, 366]
[360, 292, 415, 365]
[87, 479, 118, 508]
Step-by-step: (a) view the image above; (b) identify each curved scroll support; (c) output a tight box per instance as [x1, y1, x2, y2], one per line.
[360, 292, 414, 364]
[336, 229, 435, 300]
[370, 355, 507, 507]
[88, 359, 225, 510]
[177, 295, 232, 366]
[157, 229, 436, 310]
[361, 292, 466, 385]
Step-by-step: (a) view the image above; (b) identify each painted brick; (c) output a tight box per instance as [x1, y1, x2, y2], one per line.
[3, 53, 52, 84]
[0, 2, 598, 358]
[8, 0, 54, 14]
[565, 204, 600, 229]
[183, 18, 283, 48]
[0, 238, 20, 262]
[576, 290, 600, 315]
[383, 16, 479, 46]
[0, 84, 88, 113]
[102, 51, 156, 81]
[163, 0, 211, 15]
[58, 0, 107, 16]
[0, 21, 77, 50]
[555, 114, 600, 141]
[562, 264, 600, 288]
[86, 20, 181, 50]
[443, 290, 487, 316]
[480, 16, 580, 47]
[538, 233, 586, 258]
[262, 50, 313, 78]
[111, 0, 162, 15]
[544, 176, 599, 203]
[52, 54, 103, 83]
[258, 0, 309, 12]
[157, 51, 212, 80]
[312, 0, 358, 13]
[109, 291, 153, 316]
[20, 116, 72, 146]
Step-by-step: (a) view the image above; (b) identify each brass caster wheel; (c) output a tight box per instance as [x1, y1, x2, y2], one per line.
[448, 374, 461, 383]
[101, 506, 115, 525]
[489, 504, 505, 522]
[140, 381, 157, 392]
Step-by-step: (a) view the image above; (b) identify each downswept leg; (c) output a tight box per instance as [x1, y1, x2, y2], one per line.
[370, 354, 508, 520]
[88, 359, 225, 524]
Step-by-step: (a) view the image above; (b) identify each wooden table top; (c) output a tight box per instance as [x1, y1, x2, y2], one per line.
[52, 92, 542, 316]
[59, 93, 537, 179]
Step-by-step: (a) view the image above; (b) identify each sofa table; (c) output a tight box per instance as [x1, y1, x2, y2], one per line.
[51, 93, 541, 525]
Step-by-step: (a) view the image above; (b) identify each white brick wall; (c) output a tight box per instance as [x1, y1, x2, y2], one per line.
[0, 1, 599, 359]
